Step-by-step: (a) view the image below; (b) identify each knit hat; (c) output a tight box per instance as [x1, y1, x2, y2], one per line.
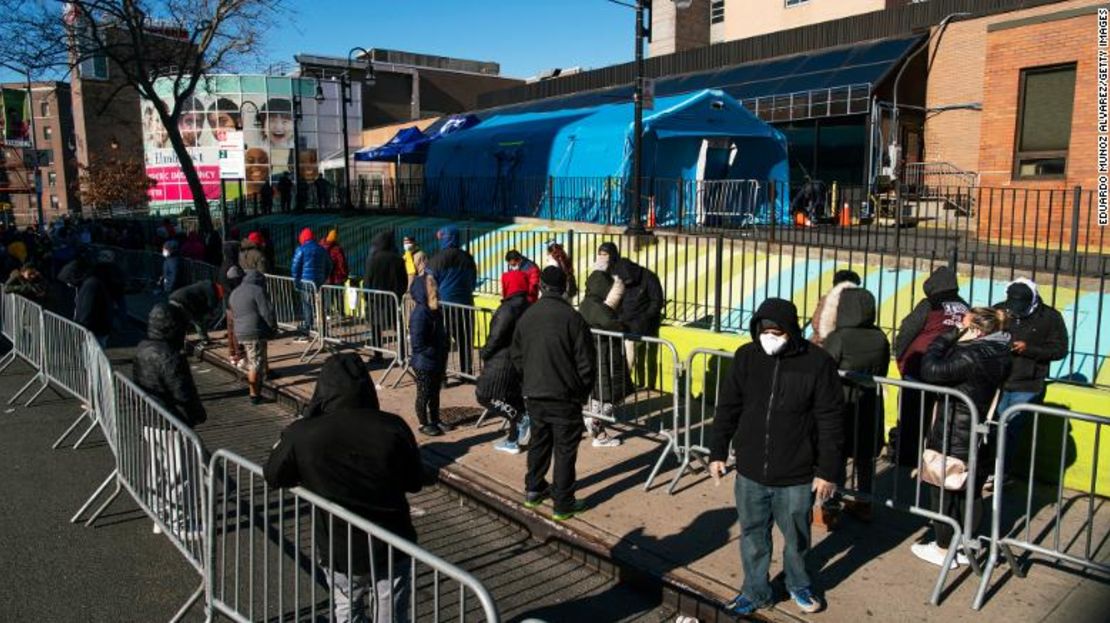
[326, 229, 338, 243]
[539, 266, 567, 294]
[247, 231, 264, 246]
[833, 269, 861, 286]
[299, 227, 314, 244]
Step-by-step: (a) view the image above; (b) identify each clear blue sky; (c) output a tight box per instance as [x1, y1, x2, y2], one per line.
[2, 0, 637, 84]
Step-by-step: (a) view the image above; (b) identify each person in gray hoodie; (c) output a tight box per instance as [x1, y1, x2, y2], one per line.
[230, 270, 277, 404]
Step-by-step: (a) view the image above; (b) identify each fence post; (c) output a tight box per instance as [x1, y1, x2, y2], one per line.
[768, 182, 777, 243]
[713, 235, 724, 333]
[1069, 185, 1082, 271]
[676, 179, 685, 232]
[949, 246, 959, 272]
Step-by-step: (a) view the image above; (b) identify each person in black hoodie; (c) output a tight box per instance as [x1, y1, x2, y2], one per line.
[577, 269, 629, 448]
[476, 269, 532, 455]
[708, 298, 843, 616]
[891, 267, 969, 467]
[822, 287, 890, 521]
[992, 278, 1068, 478]
[61, 258, 113, 348]
[265, 353, 423, 623]
[168, 280, 222, 350]
[597, 242, 665, 388]
[511, 267, 596, 522]
[912, 307, 1011, 570]
[363, 230, 408, 356]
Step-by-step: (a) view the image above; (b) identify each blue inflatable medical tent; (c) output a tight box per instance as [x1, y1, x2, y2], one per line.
[423, 89, 789, 226]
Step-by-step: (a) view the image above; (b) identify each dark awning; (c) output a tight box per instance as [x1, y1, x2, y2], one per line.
[354, 114, 480, 164]
[481, 34, 925, 123]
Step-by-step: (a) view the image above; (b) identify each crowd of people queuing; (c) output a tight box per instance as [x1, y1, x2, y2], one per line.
[0, 214, 1074, 621]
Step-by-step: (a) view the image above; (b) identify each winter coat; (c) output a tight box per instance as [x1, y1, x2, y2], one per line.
[823, 288, 890, 467]
[180, 232, 206, 261]
[168, 280, 219, 322]
[992, 282, 1068, 393]
[218, 241, 242, 292]
[427, 225, 477, 305]
[74, 272, 113, 338]
[613, 258, 664, 336]
[578, 271, 632, 404]
[4, 270, 45, 301]
[94, 261, 127, 303]
[810, 281, 857, 346]
[708, 298, 844, 487]
[476, 292, 529, 404]
[363, 231, 408, 300]
[264, 353, 422, 574]
[921, 330, 1012, 466]
[895, 267, 968, 378]
[203, 231, 223, 267]
[238, 239, 268, 274]
[408, 274, 448, 372]
[513, 258, 541, 303]
[162, 253, 186, 293]
[291, 239, 331, 287]
[132, 304, 207, 427]
[403, 245, 421, 281]
[511, 295, 596, 405]
[229, 271, 276, 341]
[321, 240, 349, 285]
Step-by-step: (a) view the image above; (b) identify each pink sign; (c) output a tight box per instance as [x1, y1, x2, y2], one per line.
[146, 165, 221, 202]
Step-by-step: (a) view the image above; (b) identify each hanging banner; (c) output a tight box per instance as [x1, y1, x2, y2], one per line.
[1, 88, 32, 147]
[218, 130, 246, 179]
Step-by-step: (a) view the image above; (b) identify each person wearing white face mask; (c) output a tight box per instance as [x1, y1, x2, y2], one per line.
[708, 297, 844, 617]
[401, 235, 422, 287]
[157, 239, 185, 295]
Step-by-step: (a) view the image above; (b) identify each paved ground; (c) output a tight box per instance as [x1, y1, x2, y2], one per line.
[0, 306, 675, 622]
[121, 281, 1110, 623]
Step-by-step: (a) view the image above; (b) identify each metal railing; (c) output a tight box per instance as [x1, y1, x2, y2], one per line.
[207, 449, 501, 623]
[0, 293, 46, 405]
[265, 274, 323, 362]
[319, 285, 405, 385]
[37, 310, 99, 449]
[973, 404, 1110, 609]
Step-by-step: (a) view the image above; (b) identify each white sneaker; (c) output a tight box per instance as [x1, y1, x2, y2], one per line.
[592, 434, 621, 448]
[910, 542, 958, 569]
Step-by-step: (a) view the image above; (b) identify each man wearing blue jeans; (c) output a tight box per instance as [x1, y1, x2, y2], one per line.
[992, 279, 1068, 483]
[708, 298, 844, 616]
[290, 227, 331, 342]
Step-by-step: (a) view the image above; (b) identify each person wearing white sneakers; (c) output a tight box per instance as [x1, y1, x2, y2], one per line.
[913, 307, 1012, 570]
[577, 269, 629, 448]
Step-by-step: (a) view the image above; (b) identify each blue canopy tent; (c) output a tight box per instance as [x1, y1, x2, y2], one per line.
[423, 89, 789, 226]
[354, 114, 481, 164]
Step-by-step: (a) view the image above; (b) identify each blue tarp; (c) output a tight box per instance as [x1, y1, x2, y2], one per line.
[423, 89, 789, 226]
[354, 114, 481, 163]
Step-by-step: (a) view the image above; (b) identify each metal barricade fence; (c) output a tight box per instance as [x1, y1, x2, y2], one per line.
[207, 449, 501, 623]
[973, 404, 1110, 610]
[584, 329, 683, 492]
[0, 291, 13, 343]
[440, 301, 493, 382]
[265, 275, 323, 362]
[673, 348, 736, 494]
[36, 310, 99, 448]
[72, 372, 210, 622]
[0, 294, 46, 405]
[319, 285, 404, 384]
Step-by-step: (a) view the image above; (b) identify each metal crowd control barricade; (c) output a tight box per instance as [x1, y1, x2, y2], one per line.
[73, 372, 210, 623]
[206, 449, 501, 623]
[34, 310, 99, 448]
[672, 347, 737, 494]
[0, 293, 46, 405]
[318, 285, 405, 385]
[583, 329, 683, 491]
[441, 301, 492, 382]
[973, 404, 1110, 610]
[265, 274, 323, 362]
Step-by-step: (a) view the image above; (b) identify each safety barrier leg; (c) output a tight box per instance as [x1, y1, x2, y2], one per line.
[71, 418, 101, 449]
[0, 351, 16, 373]
[169, 583, 205, 623]
[389, 362, 416, 389]
[8, 371, 46, 406]
[70, 470, 119, 524]
[52, 406, 94, 449]
[375, 356, 402, 389]
[643, 434, 679, 491]
[22, 377, 54, 407]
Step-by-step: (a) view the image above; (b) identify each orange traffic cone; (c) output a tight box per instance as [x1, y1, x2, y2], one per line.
[647, 200, 656, 229]
[838, 202, 852, 226]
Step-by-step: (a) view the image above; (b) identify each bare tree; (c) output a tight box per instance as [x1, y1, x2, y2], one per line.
[0, 0, 286, 233]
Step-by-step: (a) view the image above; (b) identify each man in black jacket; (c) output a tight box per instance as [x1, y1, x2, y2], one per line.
[265, 354, 423, 623]
[708, 298, 843, 616]
[597, 242, 665, 388]
[511, 267, 596, 521]
[993, 279, 1068, 476]
[476, 269, 532, 454]
[61, 258, 113, 348]
[168, 280, 221, 350]
[363, 230, 408, 357]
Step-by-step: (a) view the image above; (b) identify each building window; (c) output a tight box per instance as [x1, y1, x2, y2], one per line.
[1013, 63, 1076, 179]
[48, 172, 56, 188]
[40, 101, 50, 117]
[711, 0, 725, 24]
[50, 195, 59, 209]
[785, 0, 811, 6]
[43, 126, 52, 141]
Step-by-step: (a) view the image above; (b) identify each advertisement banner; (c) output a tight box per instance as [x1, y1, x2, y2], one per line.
[218, 130, 246, 180]
[1, 88, 31, 147]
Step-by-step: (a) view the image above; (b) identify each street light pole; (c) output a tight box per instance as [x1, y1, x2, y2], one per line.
[628, 0, 646, 235]
[342, 46, 373, 212]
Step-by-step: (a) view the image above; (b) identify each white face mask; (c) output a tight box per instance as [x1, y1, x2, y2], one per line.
[594, 256, 609, 272]
[759, 332, 788, 356]
[162, 249, 171, 258]
[403, 243, 413, 252]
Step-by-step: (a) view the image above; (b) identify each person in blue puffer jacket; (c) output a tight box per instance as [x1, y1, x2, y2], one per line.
[427, 225, 477, 376]
[290, 227, 332, 340]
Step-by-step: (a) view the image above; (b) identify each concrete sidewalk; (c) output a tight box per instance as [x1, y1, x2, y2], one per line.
[128, 282, 1110, 623]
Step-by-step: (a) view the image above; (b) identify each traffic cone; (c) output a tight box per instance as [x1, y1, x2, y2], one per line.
[838, 202, 852, 226]
[647, 200, 656, 229]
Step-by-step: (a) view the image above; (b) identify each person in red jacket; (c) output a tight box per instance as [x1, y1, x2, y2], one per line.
[505, 250, 540, 303]
[321, 229, 349, 285]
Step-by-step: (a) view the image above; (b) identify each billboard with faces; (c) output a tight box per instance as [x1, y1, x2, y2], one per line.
[142, 75, 360, 206]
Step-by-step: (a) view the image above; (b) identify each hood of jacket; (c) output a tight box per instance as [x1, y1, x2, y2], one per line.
[163, 239, 179, 255]
[304, 353, 380, 418]
[410, 273, 439, 309]
[437, 225, 460, 250]
[241, 270, 266, 286]
[597, 242, 621, 266]
[835, 287, 877, 330]
[147, 302, 185, 343]
[584, 270, 613, 301]
[1005, 277, 1040, 317]
[372, 230, 397, 254]
[240, 238, 260, 253]
[749, 297, 804, 354]
[816, 281, 856, 338]
[924, 266, 960, 303]
[58, 259, 92, 287]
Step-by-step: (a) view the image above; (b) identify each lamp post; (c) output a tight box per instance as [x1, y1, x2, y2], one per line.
[292, 84, 303, 210]
[614, 0, 692, 235]
[340, 46, 375, 211]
